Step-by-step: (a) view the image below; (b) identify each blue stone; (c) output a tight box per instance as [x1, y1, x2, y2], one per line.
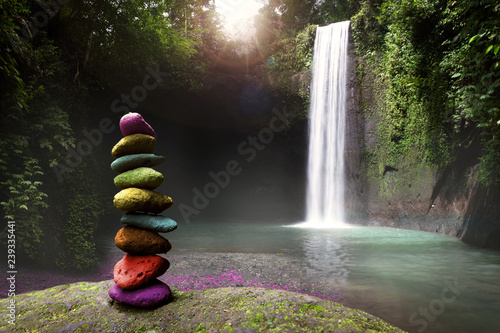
[121, 212, 177, 233]
[111, 154, 165, 173]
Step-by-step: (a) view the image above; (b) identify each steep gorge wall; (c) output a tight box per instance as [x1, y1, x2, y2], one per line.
[344, 31, 500, 250]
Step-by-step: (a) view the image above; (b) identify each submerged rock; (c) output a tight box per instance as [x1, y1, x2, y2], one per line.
[121, 212, 177, 233]
[113, 254, 169, 290]
[113, 188, 172, 214]
[120, 112, 157, 139]
[113, 167, 164, 190]
[111, 134, 156, 158]
[115, 226, 172, 255]
[110, 154, 165, 173]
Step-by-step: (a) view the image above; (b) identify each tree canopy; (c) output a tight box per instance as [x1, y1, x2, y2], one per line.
[1, 0, 499, 268]
[0, 0, 225, 267]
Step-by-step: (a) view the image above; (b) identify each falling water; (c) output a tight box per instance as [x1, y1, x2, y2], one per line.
[305, 21, 350, 227]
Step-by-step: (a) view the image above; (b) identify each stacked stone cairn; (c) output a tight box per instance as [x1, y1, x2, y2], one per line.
[108, 112, 177, 308]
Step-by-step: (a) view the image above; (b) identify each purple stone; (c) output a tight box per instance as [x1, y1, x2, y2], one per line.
[120, 113, 157, 139]
[108, 279, 172, 308]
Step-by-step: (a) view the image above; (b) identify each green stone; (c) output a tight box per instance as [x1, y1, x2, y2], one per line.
[111, 154, 165, 173]
[114, 167, 164, 190]
[121, 212, 177, 233]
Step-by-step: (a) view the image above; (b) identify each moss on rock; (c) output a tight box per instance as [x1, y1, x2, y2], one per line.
[0, 281, 406, 332]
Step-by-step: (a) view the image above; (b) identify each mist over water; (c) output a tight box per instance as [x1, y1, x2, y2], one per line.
[305, 21, 350, 227]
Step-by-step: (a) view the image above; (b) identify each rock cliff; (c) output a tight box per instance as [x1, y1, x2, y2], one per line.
[344, 30, 500, 251]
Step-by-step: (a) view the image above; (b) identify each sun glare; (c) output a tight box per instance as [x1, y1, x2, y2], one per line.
[215, 0, 263, 40]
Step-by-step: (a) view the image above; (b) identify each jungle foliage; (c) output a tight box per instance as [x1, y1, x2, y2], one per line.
[0, 0, 224, 269]
[2, 0, 499, 270]
[256, 0, 500, 186]
[352, 0, 500, 185]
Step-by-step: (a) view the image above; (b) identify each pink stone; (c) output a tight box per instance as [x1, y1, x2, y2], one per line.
[120, 113, 157, 139]
[113, 254, 169, 290]
[108, 279, 172, 308]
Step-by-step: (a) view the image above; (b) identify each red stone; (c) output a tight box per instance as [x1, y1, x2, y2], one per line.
[113, 254, 169, 290]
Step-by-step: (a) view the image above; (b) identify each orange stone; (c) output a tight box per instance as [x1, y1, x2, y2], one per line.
[115, 226, 172, 255]
[113, 254, 169, 290]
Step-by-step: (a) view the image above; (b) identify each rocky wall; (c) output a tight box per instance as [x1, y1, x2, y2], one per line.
[346, 30, 500, 250]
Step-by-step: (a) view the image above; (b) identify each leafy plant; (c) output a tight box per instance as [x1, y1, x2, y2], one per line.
[352, 0, 500, 186]
[440, 0, 500, 185]
[56, 193, 101, 271]
[0, 0, 221, 267]
[0, 156, 47, 259]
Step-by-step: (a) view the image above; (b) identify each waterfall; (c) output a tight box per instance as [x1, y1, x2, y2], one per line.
[305, 21, 350, 227]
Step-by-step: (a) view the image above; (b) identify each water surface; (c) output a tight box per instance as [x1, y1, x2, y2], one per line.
[170, 221, 500, 333]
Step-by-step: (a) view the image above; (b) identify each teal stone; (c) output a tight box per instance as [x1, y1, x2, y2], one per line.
[114, 167, 164, 189]
[121, 212, 177, 233]
[111, 154, 165, 173]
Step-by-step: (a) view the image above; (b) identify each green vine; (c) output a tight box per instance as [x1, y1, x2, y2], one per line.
[352, 0, 500, 186]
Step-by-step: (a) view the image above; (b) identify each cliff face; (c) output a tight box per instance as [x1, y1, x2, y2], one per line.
[345, 31, 500, 251]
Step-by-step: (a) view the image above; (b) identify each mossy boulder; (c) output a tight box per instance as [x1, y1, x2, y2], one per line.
[113, 188, 172, 214]
[111, 134, 156, 158]
[114, 167, 164, 190]
[0, 281, 407, 332]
